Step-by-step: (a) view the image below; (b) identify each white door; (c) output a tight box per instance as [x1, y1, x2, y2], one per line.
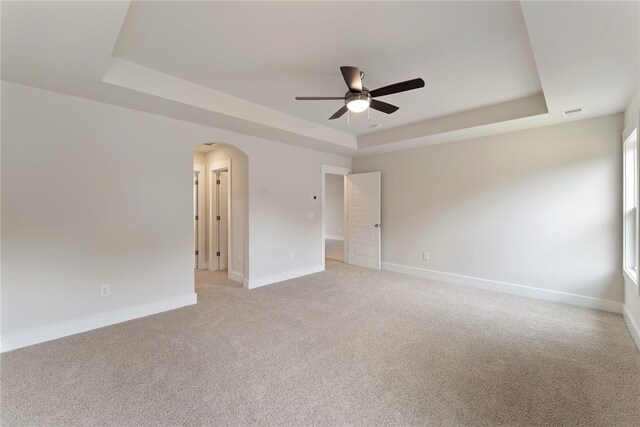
[218, 170, 229, 269]
[346, 171, 381, 269]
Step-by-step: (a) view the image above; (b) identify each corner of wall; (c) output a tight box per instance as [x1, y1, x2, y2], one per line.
[245, 265, 324, 290]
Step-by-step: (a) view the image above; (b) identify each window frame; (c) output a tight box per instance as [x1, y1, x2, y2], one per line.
[623, 128, 638, 287]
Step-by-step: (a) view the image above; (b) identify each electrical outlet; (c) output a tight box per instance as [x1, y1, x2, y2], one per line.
[100, 284, 111, 297]
[290, 253, 295, 262]
[423, 252, 430, 261]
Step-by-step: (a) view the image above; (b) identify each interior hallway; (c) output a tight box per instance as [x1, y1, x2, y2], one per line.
[325, 238, 344, 263]
[195, 268, 237, 289]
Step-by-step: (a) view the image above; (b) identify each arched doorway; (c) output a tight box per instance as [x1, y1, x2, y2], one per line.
[193, 142, 249, 287]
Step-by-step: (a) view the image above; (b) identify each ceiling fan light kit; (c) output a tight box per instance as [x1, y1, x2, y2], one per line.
[346, 93, 371, 113]
[295, 66, 425, 122]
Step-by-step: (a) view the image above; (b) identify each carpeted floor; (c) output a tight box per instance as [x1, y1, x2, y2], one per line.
[1, 261, 639, 426]
[325, 238, 344, 262]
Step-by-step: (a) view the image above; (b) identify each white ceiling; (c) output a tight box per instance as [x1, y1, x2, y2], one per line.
[193, 144, 219, 154]
[113, 1, 543, 135]
[1, 1, 638, 157]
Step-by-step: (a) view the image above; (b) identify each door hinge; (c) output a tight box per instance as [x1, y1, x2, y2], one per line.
[217, 215, 221, 221]
[217, 179, 221, 185]
[216, 251, 221, 257]
[195, 180, 198, 185]
[195, 215, 199, 220]
[195, 250, 199, 256]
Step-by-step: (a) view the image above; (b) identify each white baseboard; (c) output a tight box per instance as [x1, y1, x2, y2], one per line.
[228, 270, 244, 284]
[245, 265, 324, 290]
[0, 292, 197, 353]
[324, 235, 344, 241]
[623, 305, 640, 352]
[382, 262, 623, 314]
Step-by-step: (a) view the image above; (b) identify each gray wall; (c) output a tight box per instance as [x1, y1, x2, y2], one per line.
[354, 114, 624, 303]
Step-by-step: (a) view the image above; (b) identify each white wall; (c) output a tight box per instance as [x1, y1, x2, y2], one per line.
[2, 83, 198, 340]
[324, 174, 344, 239]
[204, 145, 248, 281]
[353, 114, 624, 308]
[623, 87, 640, 349]
[245, 142, 351, 288]
[624, 89, 639, 134]
[1, 81, 351, 349]
[193, 152, 206, 165]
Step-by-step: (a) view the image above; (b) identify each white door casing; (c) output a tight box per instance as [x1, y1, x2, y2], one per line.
[194, 171, 198, 268]
[219, 170, 229, 269]
[346, 171, 381, 270]
[194, 165, 206, 269]
[208, 159, 232, 274]
[321, 164, 352, 270]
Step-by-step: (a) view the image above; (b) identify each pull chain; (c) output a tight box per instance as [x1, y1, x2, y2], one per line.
[347, 110, 350, 128]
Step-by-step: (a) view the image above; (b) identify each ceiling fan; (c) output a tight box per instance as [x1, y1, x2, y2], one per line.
[295, 66, 425, 120]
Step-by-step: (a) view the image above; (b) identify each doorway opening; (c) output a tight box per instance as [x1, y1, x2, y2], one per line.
[324, 173, 345, 263]
[322, 166, 382, 271]
[210, 166, 230, 272]
[321, 165, 351, 269]
[194, 166, 205, 269]
[193, 143, 249, 289]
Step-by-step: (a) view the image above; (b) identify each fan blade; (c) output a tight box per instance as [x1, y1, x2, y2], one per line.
[370, 99, 399, 114]
[370, 78, 425, 98]
[295, 96, 345, 100]
[329, 105, 348, 120]
[340, 66, 362, 93]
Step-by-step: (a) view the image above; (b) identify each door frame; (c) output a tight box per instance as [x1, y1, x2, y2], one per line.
[194, 164, 206, 269]
[208, 159, 233, 279]
[321, 164, 352, 270]
[345, 171, 381, 270]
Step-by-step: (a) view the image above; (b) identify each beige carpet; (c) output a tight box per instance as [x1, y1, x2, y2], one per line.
[325, 238, 344, 262]
[2, 261, 639, 426]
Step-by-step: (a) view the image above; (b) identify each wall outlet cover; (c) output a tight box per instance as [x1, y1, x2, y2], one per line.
[100, 284, 111, 297]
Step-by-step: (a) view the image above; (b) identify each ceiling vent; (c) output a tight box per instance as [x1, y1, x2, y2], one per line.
[562, 107, 585, 118]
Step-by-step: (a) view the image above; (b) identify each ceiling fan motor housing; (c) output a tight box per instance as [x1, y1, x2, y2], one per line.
[345, 92, 371, 105]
